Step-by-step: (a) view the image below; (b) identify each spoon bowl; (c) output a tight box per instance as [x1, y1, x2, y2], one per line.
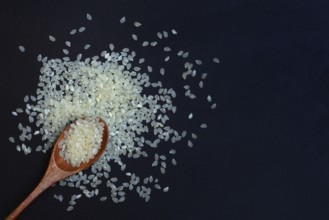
[53, 117, 109, 172]
[6, 117, 109, 219]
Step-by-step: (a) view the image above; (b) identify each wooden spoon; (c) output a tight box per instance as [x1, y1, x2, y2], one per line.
[6, 118, 109, 220]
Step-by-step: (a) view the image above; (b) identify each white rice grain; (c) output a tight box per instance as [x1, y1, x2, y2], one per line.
[120, 16, 126, 23]
[100, 196, 107, 201]
[168, 149, 176, 155]
[132, 34, 138, 41]
[191, 133, 198, 139]
[70, 29, 77, 35]
[23, 95, 29, 102]
[163, 31, 168, 38]
[9, 137, 15, 143]
[86, 13, 92, 21]
[134, 21, 142, 27]
[18, 46, 25, 52]
[201, 73, 208, 79]
[109, 43, 114, 51]
[150, 41, 158, 46]
[79, 27, 86, 32]
[142, 41, 149, 47]
[160, 68, 165, 75]
[207, 95, 212, 102]
[63, 49, 69, 55]
[199, 81, 204, 88]
[48, 35, 56, 42]
[213, 57, 220, 63]
[195, 60, 202, 65]
[157, 32, 163, 39]
[84, 44, 91, 50]
[182, 52, 189, 58]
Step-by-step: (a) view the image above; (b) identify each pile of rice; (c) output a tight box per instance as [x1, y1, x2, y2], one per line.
[9, 13, 218, 211]
[59, 117, 104, 167]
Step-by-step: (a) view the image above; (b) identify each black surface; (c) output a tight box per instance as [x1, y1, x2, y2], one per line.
[1, 0, 329, 219]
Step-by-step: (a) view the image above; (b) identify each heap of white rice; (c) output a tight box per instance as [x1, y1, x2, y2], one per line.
[10, 13, 218, 211]
[59, 117, 104, 167]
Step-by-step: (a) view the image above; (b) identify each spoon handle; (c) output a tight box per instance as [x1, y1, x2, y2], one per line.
[6, 155, 70, 220]
[5, 175, 55, 220]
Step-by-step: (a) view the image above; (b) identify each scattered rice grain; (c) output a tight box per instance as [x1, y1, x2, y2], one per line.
[18, 46, 25, 52]
[120, 16, 126, 23]
[134, 21, 142, 27]
[48, 35, 56, 42]
[213, 57, 220, 63]
[86, 13, 92, 21]
[70, 29, 77, 35]
[79, 27, 86, 32]
[132, 34, 138, 41]
[84, 44, 91, 50]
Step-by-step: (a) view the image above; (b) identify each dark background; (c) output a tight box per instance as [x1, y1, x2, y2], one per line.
[1, 0, 329, 219]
